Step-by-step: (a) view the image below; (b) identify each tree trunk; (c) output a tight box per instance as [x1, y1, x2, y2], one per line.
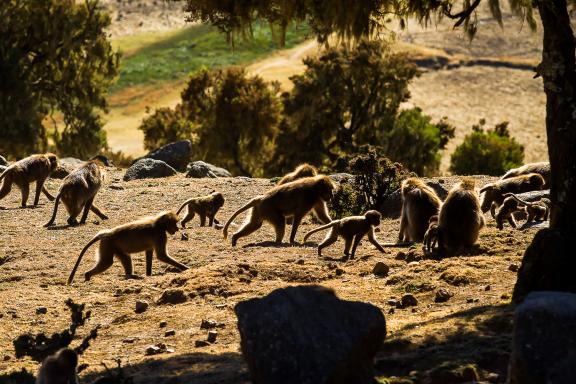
[512, 0, 576, 303]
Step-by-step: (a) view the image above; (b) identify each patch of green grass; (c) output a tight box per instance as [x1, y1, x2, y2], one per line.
[111, 23, 311, 93]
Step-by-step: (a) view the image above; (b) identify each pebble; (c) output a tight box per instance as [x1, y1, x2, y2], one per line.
[123, 337, 137, 344]
[135, 300, 149, 314]
[387, 299, 398, 306]
[200, 319, 219, 329]
[195, 340, 210, 348]
[165, 329, 176, 337]
[159, 320, 168, 328]
[109, 183, 125, 190]
[399, 294, 418, 308]
[335, 268, 344, 276]
[36, 307, 47, 315]
[207, 330, 218, 343]
[509, 263, 519, 272]
[372, 262, 390, 277]
[395, 251, 406, 260]
[434, 289, 451, 303]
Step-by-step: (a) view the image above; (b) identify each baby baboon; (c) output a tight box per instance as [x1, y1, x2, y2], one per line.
[176, 191, 225, 228]
[36, 347, 78, 384]
[423, 215, 439, 251]
[479, 173, 545, 217]
[303, 210, 385, 258]
[277, 163, 318, 185]
[502, 161, 550, 188]
[223, 175, 335, 246]
[68, 211, 188, 284]
[424, 179, 485, 257]
[494, 195, 524, 230]
[45, 161, 108, 227]
[504, 193, 551, 223]
[398, 177, 442, 242]
[0, 153, 58, 207]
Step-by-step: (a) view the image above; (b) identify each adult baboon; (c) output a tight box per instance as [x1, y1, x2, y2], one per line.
[398, 177, 442, 242]
[502, 161, 550, 188]
[223, 175, 335, 246]
[277, 163, 318, 185]
[479, 173, 545, 217]
[36, 348, 78, 384]
[0, 153, 58, 207]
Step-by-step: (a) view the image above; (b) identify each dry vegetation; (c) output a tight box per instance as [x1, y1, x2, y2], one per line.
[0, 171, 545, 382]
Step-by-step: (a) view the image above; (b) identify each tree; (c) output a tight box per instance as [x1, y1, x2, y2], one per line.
[184, 0, 576, 302]
[272, 40, 419, 173]
[0, 0, 118, 159]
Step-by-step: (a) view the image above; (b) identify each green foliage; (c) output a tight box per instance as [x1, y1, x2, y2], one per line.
[450, 120, 524, 176]
[140, 67, 282, 177]
[271, 40, 419, 174]
[384, 108, 455, 176]
[0, 0, 118, 158]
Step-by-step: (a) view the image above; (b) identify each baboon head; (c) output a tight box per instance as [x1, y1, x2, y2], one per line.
[318, 176, 336, 202]
[295, 163, 317, 178]
[46, 153, 59, 171]
[365, 210, 381, 226]
[529, 173, 545, 189]
[157, 211, 179, 234]
[479, 185, 497, 213]
[428, 214, 439, 225]
[212, 192, 225, 208]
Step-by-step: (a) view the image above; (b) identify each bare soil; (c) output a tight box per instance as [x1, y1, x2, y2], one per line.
[0, 171, 545, 382]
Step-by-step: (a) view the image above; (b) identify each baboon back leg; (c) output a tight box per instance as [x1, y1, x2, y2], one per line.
[350, 235, 363, 259]
[507, 216, 517, 228]
[318, 229, 338, 256]
[267, 211, 285, 243]
[146, 250, 153, 276]
[343, 237, 353, 257]
[85, 244, 114, 280]
[90, 204, 108, 220]
[208, 214, 215, 227]
[19, 182, 30, 207]
[232, 218, 263, 246]
[398, 212, 407, 242]
[181, 209, 195, 228]
[115, 250, 135, 278]
[79, 198, 95, 224]
[199, 213, 207, 227]
[0, 177, 12, 201]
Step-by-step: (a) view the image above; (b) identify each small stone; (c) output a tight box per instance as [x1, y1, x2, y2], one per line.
[239, 276, 251, 283]
[165, 329, 176, 337]
[387, 299, 398, 306]
[388, 307, 395, 314]
[501, 293, 510, 300]
[215, 304, 227, 309]
[435, 289, 451, 303]
[509, 263, 519, 272]
[407, 261, 420, 267]
[159, 320, 168, 328]
[3, 355, 10, 361]
[109, 183, 125, 190]
[157, 289, 188, 305]
[181, 233, 189, 241]
[39, 284, 48, 288]
[467, 298, 474, 303]
[400, 294, 418, 308]
[405, 249, 419, 262]
[411, 308, 417, 313]
[135, 300, 149, 314]
[296, 259, 305, 265]
[372, 262, 389, 277]
[395, 251, 406, 260]
[335, 268, 344, 276]
[485, 285, 491, 291]
[145, 344, 167, 355]
[195, 340, 210, 348]
[123, 337, 137, 344]
[36, 307, 47, 315]
[207, 330, 218, 343]
[200, 319, 218, 329]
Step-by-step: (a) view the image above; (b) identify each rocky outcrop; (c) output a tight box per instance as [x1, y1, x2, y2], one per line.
[137, 140, 192, 172]
[123, 158, 177, 181]
[186, 161, 231, 178]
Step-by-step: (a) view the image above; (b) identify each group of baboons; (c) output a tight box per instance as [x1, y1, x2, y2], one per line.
[0, 154, 551, 284]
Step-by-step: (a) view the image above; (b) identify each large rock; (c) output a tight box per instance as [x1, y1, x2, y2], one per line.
[137, 140, 192, 172]
[50, 157, 85, 179]
[380, 180, 448, 218]
[123, 158, 177, 181]
[0, 155, 7, 167]
[513, 189, 550, 203]
[509, 291, 576, 384]
[186, 161, 231, 178]
[235, 285, 386, 384]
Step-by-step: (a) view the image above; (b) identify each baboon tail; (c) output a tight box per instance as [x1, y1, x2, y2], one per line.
[67, 231, 107, 285]
[0, 167, 10, 182]
[176, 198, 193, 215]
[503, 192, 530, 206]
[379, 241, 414, 247]
[223, 198, 260, 239]
[44, 192, 62, 227]
[303, 221, 337, 242]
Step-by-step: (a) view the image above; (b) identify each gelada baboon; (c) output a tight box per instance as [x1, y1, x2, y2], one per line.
[303, 210, 385, 258]
[504, 193, 551, 223]
[36, 347, 78, 384]
[68, 211, 188, 284]
[479, 173, 545, 217]
[398, 177, 442, 242]
[223, 175, 335, 246]
[176, 191, 225, 228]
[502, 161, 550, 188]
[494, 195, 524, 230]
[277, 163, 318, 185]
[45, 161, 108, 227]
[424, 179, 485, 257]
[0, 153, 58, 207]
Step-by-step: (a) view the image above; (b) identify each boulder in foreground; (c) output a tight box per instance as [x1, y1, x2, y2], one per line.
[123, 158, 177, 181]
[235, 285, 386, 384]
[137, 140, 192, 172]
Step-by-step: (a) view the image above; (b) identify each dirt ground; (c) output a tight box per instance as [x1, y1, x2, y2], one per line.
[0, 170, 545, 383]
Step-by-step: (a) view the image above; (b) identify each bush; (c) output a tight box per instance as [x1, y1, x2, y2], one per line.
[450, 120, 524, 175]
[139, 106, 197, 151]
[384, 108, 455, 176]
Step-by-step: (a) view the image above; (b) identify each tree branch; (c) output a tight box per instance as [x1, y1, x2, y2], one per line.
[442, 0, 482, 27]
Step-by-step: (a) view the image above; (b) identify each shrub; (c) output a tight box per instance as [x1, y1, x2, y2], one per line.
[450, 120, 524, 175]
[139, 106, 197, 151]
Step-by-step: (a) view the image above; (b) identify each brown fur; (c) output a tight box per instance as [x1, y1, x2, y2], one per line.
[176, 191, 225, 228]
[303, 210, 385, 259]
[0, 153, 58, 207]
[223, 175, 335, 246]
[398, 177, 442, 242]
[45, 161, 108, 227]
[479, 173, 545, 217]
[424, 179, 485, 257]
[68, 211, 187, 284]
[502, 162, 550, 188]
[494, 196, 523, 230]
[36, 348, 78, 384]
[503, 193, 550, 223]
[277, 163, 318, 185]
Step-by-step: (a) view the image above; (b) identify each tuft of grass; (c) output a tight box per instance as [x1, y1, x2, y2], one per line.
[439, 267, 475, 286]
[111, 23, 311, 93]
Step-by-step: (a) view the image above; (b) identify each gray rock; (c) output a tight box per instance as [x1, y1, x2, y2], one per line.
[50, 157, 85, 179]
[0, 155, 7, 167]
[399, 294, 418, 308]
[329, 173, 355, 184]
[207, 330, 218, 343]
[135, 300, 149, 314]
[186, 160, 231, 178]
[235, 285, 386, 384]
[372, 262, 390, 277]
[435, 289, 452, 303]
[509, 291, 576, 384]
[35, 307, 47, 315]
[136, 140, 192, 172]
[123, 158, 177, 181]
[164, 329, 176, 337]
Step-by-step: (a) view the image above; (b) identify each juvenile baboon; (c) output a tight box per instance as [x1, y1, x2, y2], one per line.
[176, 191, 225, 228]
[68, 211, 188, 284]
[0, 153, 58, 207]
[45, 161, 108, 227]
[502, 161, 550, 188]
[398, 177, 442, 242]
[303, 210, 385, 258]
[277, 163, 318, 185]
[424, 179, 485, 257]
[479, 173, 545, 217]
[504, 193, 551, 223]
[494, 195, 524, 230]
[223, 175, 335, 246]
[36, 348, 78, 384]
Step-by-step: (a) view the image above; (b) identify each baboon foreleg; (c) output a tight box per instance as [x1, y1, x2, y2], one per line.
[90, 204, 108, 220]
[507, 216, 517, 229]
[34, 179, 44, 206]
[155, 242, 189, 272]
[146, 250, 153, 276]
[343, 237, 353, 258]
[398, 212, 407, 242]
[180, 209, 194, 228]
[199, 213, 207, 227]
[368, 230, 385, 253]
[289, 214, 304, 243]
[490, 202, 498, 219]
[317, 229, 338, 256]
[19, 182, 30, 207]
